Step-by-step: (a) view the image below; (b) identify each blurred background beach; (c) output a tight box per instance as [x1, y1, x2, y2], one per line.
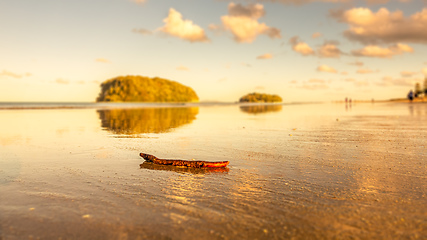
[1, 102, 426, 239]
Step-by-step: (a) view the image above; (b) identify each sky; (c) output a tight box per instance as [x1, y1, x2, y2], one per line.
[1, 0, 427, 103]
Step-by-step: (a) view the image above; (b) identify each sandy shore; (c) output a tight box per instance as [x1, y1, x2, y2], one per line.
[0, 102, 426, 239]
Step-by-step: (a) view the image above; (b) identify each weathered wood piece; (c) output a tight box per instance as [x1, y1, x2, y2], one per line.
[140, 153, 229, 168]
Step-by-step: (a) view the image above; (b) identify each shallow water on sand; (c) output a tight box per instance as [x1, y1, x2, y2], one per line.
[0, 102, 426, 239]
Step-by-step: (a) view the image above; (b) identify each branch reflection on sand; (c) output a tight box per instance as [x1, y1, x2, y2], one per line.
[140, 161, 229, 174]
[97, 107, 199, 135]
[239, 104, 282, 114]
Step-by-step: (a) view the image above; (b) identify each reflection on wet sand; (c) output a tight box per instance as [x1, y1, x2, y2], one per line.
[239, 104, 282, 114]
[97, 107, 199, 134]
[140, 161, 229, 174]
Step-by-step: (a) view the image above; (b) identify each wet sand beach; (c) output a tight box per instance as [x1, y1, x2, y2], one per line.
[0, 102, 426, 239]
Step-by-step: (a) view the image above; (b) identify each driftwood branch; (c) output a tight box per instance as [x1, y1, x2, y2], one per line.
[140, 153, 229, 168]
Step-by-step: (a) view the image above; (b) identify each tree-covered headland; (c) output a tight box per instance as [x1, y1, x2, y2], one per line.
[239, 92, 282, 103]
[96, 75, 199, 102]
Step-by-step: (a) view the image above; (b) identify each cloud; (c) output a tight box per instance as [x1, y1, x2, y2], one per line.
[55, 78, 69, 84]
[132, 28, 152, 35]
[208, 24, 222, 32]
[228, 3, 265, 18]
[331, 7, 427, 44]
[289, 36, 314, 56]
[256, 53, 273, 59]
[290, 37, 343, 58]
[300, 79, 329, 90]
[354, 80, 370, 87]
[318, 41, 343, 58]
[251, 0, 389, 5]
[349, 61, 364, 66]
[356, 68, 378, 74]
[308, 78, 326, 84]
[351, 43, 413, 58]
[400, 71, 419, 78]
[423, 68, 427, 76]
[95, 58, 110, 63]
[158, 8, 209, 43]
[344, 78, 370, 87]
[176, 65, 190, 71]
[0, 70, 23, 78]
[218, 3, 281, 43]
[131, 0, 146, 4]
[317, 64, 337, 73]
[379, 76, 417, 86]
[312, 32, 322, 39]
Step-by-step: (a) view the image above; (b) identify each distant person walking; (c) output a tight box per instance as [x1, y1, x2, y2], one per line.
[407, 90, 414, 102]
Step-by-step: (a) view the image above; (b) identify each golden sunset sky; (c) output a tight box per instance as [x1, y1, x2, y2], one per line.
[1, 0, 426, 102]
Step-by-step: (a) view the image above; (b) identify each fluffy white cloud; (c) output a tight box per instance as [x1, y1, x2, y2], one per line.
[317, 64, 337, 73]
[331, 7, 427, 44]
[351, 43, 413, 58]
[290, 37, 343, 58]
[293, 42, 315, 55]
[159, 8, 209, 43]
[318, 42, 343, 58]
[289, 36, 314, 56]
[256, 53, 273, 59]
[218, 3, 281, 43]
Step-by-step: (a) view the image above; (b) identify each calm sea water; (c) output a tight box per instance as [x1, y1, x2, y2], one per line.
[0, 102, 426, 239]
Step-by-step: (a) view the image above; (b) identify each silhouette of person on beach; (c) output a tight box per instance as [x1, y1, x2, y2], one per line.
[407, 90, 414, 102]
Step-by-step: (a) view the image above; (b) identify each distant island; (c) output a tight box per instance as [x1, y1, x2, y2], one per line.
[96, 75, 199, 102]
[239, 92, 282, 103]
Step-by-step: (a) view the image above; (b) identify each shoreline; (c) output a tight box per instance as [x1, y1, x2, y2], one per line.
[0, 98, 424, 110]
[0, 101, 314, 110]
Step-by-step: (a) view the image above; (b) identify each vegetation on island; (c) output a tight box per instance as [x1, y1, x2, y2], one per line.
[96, 75, 199, 102]
[239, 92, 282, 103]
